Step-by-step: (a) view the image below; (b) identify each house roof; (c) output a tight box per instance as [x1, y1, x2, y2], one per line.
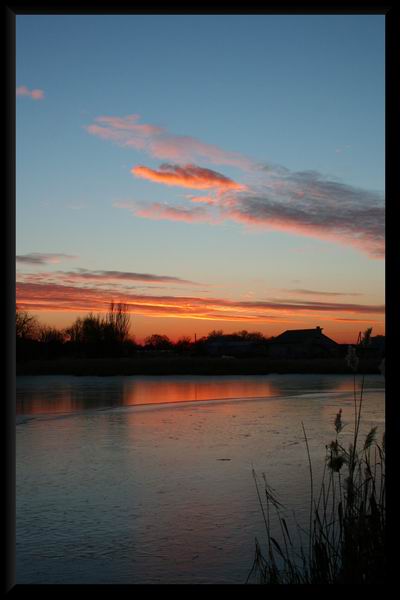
[271, 328, 338, 345]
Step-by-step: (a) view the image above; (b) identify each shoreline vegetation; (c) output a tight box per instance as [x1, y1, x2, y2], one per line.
[16, 304, 384, 376]
[247, 347, 385, 584]
[16, 356, 383, 377]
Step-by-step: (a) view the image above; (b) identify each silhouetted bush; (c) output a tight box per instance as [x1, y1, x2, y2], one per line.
[173, 336, 193, 354]
[144, 334, 173, 354]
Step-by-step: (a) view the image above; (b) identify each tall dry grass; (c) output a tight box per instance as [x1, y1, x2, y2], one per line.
[247, 350, 385, 584]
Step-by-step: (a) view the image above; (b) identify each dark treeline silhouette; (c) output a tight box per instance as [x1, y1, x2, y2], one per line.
[16, 305, 383, 366]
[16, 304, 272, 362]
[16, 303, 136, 361]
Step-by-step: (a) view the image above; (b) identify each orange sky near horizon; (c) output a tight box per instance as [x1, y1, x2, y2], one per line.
[19, 303, 384, 345]
[16, 265, 385, 345]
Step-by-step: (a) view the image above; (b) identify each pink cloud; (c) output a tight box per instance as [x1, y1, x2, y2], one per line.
[187, 195, 217, 205]
[134, 202, 213, 223]
[85, 114, 254, 170]
[131, 163, 245, 191]
[86, 114, 384, 259]
[16, 86, 45, 100]
[16, 280, 384, 324]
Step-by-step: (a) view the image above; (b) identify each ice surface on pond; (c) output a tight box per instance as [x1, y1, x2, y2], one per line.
[16, 374, 385, 584]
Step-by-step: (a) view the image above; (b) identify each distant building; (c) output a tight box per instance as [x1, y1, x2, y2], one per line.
[268, 326, 339, 359]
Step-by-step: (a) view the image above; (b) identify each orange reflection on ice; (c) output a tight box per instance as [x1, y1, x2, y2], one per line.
[121, 377, 280, 408]
[16, 376, 281, 416]
[17, 375, 383, 418]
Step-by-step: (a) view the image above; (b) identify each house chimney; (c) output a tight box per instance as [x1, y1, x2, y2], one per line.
[316, 326, 323, 333]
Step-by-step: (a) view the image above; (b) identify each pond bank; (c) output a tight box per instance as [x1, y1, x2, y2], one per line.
[16, 356, 381, 376]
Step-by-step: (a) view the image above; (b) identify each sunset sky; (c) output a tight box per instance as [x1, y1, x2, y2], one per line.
[16, 14, 385, 343]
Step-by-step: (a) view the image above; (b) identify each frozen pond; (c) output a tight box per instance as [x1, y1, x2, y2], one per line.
[16, 374, 385, 584]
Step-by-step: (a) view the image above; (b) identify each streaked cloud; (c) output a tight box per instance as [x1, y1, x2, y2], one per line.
[16, 85, 45, 100]
[132, 163, 245, 191]
[134, 202, 214, 223]
[16, 268, 201, 286]
[264, 298, 383, 314]
[281, 289, 364, 297]
[115, 201, 214, 224]
[16, 253, 78, 265]
[87, 114, 384, 258]
[85, 114, 254, 170]
[145, 173, 383, 258]
[16, 279, 384, 326]
[187, 194, 218, 205]
[333, 317, 380, 323]
[216, 166, 385, 258]
[136, 202, 214, 223]
[118, 171, 385, 258]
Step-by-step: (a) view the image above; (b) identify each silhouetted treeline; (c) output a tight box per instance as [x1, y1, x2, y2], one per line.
[16, 305, 272, 362]
[16, 306, 383, 364]
[16, 303, 137, 361]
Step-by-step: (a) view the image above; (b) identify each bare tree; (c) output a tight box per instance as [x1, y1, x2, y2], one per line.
[16, 305, 39, 340]
[105, 302, 131, 343]
[37, 325, 65, 344]
[64, 317, 84, 344]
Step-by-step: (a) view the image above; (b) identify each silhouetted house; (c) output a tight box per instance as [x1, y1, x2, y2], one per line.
[336, 344, 350, 358]
[268, 327, 338, 359]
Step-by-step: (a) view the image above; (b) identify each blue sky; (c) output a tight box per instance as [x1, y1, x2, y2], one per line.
[16, 14, 385, 342]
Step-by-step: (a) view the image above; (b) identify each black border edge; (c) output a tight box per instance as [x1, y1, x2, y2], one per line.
[5, 4, 16, 595]
[385, 3, 400, 587]
[7, 2, 397, 590]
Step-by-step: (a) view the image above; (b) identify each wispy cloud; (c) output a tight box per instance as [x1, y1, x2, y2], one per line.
[118, 172, 385, 258]
[16, 253, 78, 265]
[132, 163, 245, 191]
[17, 268, 201, 287]
[282, 288, 364, 297]
[264, 298, 383, 314]
[133, 202, 214, 224]
[220, 175, 384, 258]
[87, 114, 384, 258]
[187, 194, 218, 205]
[16, 279, 384, 325]
[85, 114, 254, 170]
[333, 317, 380, 323]
[16, 86, 45, 100]
[16, 281, 277, 322]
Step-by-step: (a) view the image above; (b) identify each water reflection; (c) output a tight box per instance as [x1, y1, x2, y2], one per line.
[16, 374, 384, 417]
[16, 374, 384, 584]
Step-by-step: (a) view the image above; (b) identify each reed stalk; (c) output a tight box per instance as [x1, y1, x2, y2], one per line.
[248, 345, 385, 584]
